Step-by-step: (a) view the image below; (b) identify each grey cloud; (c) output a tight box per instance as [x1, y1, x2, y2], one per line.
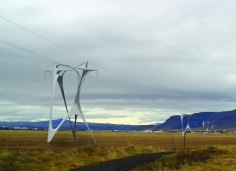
[83, 113, 127, 119]
[1, 0, 236, 124]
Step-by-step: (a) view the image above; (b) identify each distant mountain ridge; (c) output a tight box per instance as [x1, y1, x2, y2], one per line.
[0, 119, 158, 131]
[156, 109, 236, 130]
[1, 109, 236, 131]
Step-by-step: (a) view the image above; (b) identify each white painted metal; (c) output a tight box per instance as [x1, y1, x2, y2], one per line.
[202, 121, 205, 135]
[184, 114, 192, 133]
[180, 114, 184, 136]
[47, 62, 97, 143]
[180, 114, 192, 136]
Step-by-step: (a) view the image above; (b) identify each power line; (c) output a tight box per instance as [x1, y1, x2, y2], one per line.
[0, 39, 125, 94]
[0, 15, 88, 62]
[0, 38, 56, 64]
[0, 15, 106, 70]
[0, 16, 123, 77]
[0, 15, 109, 83]
[0, 15, 140, 90]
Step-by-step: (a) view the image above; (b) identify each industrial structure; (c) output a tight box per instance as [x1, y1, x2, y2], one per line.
[46, 62, 96, 143]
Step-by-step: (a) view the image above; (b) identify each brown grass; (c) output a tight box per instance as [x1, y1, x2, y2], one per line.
[131, 146, 227, 171]
[179, 145, 236, 171]
[0, 130, 236, 170]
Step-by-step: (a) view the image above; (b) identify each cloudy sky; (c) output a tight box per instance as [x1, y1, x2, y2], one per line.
[1, 0, 236, 125]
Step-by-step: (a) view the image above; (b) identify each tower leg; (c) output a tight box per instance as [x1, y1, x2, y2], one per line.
[68, 117, 75, 140]
[73, 115, 78, 141]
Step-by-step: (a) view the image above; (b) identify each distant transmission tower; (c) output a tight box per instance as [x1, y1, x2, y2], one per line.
[203, 121, 210, 135]
[184, 114, 192, 133]
[180, 114, 184, 136]
[180, 114, 192, 136]
[202, 121, 205, 135]
[180, 114, 192, 153]
[46, 62, 97, 143]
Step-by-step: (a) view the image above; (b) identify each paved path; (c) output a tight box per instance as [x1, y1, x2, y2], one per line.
[70, 151, 173, 171]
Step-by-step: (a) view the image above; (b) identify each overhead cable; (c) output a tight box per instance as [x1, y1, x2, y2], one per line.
[0, 38, 55, 64]
[0, 15, 87, 62]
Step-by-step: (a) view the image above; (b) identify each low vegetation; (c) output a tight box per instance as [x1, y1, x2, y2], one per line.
[0, 130, 236, 170]
[132, 146, 228, 171]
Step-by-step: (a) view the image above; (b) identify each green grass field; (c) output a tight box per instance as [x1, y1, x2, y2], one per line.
[0, 130, 236, 171]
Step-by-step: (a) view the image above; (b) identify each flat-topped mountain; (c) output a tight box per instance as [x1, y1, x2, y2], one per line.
[156, 109, 236, 130]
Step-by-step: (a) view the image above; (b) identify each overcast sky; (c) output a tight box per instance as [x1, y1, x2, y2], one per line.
[1, 0, 236, 125]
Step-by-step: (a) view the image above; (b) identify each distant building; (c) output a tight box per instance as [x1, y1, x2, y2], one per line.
[0, 126, 9, 130]
[13, 127, 29, 130]
[142, 130, 153, 133]
[153, 130, 163, 133]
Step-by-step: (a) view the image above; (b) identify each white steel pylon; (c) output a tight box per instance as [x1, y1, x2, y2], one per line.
[180, 114, 184, 136]
[180, 114, 192, 136]
[184, 114, 192, 133]
[46, 62, 97, 143]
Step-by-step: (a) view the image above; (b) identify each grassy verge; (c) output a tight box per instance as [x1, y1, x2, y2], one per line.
[132, 146, 227, 171]
[180, 145, 236, 171]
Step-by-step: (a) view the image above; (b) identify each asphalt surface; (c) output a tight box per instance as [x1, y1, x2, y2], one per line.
[70, 151, 173, 171]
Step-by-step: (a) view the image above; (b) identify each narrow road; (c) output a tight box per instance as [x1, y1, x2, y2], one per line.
[70, 151, 173, 171]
